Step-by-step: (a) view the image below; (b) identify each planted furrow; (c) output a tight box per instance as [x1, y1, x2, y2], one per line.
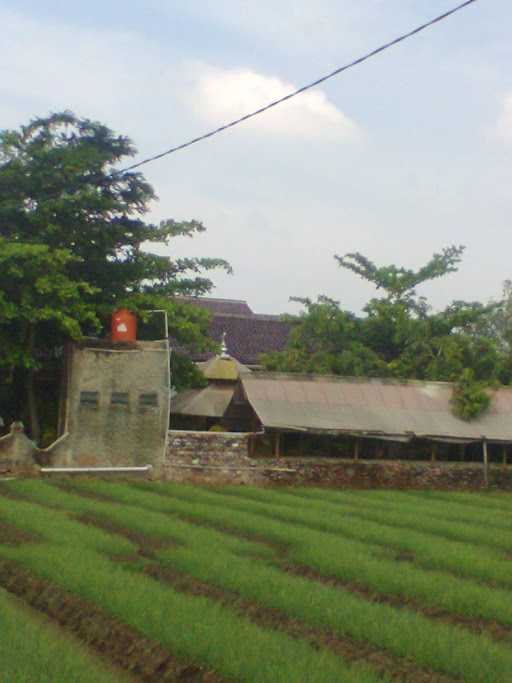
[212, 485, 512, 588]
[0, 543, 386, 683]
[284, 487, 512, 538]
[144, 562, 457, 683]
[21, 478, 512, 683]
[0, 584, 127, 683]
[217, 486, 512, 553]
[122, 481, 512, 607]
[0, 560, 223, 683]
[402, 490, 512, 515]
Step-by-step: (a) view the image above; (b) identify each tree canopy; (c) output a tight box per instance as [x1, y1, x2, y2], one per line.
[263, 247, 512, 419]
[0, 112, 230, 439]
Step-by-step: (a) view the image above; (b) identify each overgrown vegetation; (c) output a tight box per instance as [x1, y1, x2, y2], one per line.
[451, 369, 492, 420]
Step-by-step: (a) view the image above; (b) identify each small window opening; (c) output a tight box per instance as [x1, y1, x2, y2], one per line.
[80, 391, 99, 406]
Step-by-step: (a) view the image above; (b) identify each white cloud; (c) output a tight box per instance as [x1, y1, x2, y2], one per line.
[184, 65, 361, 141]
[497, 94, 512, 142]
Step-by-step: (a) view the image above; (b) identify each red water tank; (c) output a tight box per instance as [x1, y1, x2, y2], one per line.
[111, 309, 137, 343]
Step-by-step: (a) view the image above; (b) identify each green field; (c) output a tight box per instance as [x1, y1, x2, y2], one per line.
[1, 481, 512, 682]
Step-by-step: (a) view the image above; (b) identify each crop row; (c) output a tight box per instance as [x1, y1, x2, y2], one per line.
[126, 479, 512, 603]
[407, 489, 512, 514]
[214, 484, 512, 557]
[0, 586, 123, 683]
[9, 479, 512, 682]
[0, 484, 385, 683]
[285, 487, 512, 536]
[208, 485, 512, 588]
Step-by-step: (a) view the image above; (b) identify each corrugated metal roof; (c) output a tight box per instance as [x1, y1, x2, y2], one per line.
[240, 373, 512, 443]
[171, 385, 234, 418]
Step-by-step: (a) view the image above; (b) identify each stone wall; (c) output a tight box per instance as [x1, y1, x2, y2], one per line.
[252, 458, 512, 490]
[166, 430, 256, 483]
[165, 435, 512, 490]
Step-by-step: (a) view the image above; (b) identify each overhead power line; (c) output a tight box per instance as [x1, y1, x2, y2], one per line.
[120, 0, 478, 174]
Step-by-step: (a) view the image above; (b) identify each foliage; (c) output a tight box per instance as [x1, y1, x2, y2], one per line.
[263, 248, 511, 422]
[335, 245, 465, 306]
[0, 238, 99, 375]
[0, 112, 230, 438]
[171, 353, 208, 392]
[451, 369, 491, 421]
[262, 296, 385, 376]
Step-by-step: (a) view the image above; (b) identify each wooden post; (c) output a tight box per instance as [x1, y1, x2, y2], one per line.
[502, 445, 508, 468]
[353, 438, 360, 461]
[431, 443, 437, 463]
[459, 443, 465, 462]
[483, 439, 489, 487]
[273, 432, 281, 458]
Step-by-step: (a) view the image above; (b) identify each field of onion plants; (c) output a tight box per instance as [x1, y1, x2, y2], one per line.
[1, 480, 512, 682]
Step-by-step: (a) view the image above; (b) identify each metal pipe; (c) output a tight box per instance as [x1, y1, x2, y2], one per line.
[40, 466, 152, 474]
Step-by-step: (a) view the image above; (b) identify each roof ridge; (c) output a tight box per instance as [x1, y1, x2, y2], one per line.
[242, 372, 458, 387]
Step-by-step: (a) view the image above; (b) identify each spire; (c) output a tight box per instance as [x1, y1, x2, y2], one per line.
[220, 330, 230, 359]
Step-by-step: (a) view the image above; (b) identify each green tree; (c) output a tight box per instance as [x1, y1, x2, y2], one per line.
[263, 248, 510, 420]
[0, 112, 230, 440]
[335, 246, 465, 307]
[0, 239, 98, 439]
[262, 296, 384, 376]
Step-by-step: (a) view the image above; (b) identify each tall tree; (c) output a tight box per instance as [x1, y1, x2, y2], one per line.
[0, 112, 230, 439]
[263, 247, 510, 412]
[335, 246, 465, 307]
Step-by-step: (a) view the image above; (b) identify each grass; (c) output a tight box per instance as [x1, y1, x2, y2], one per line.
[0, 587, 124, 683]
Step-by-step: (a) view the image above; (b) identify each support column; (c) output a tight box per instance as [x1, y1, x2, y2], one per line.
[430, 443, 437, 463]
[483, 439, 489, 487]
[273, 432, 281, 458]
[353, 438, 360, 461]
[502, 445, 508, 468]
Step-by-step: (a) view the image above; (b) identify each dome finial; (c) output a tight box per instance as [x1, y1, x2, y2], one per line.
[220, 330, 230, 358]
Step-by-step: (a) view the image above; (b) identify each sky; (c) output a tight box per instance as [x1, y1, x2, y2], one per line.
[1, 0, 511, 314]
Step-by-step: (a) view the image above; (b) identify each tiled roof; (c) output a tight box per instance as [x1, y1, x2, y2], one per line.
[205, 314, 291, 365]
[177, 296, 254, 316]
[176, 297, 292, 366]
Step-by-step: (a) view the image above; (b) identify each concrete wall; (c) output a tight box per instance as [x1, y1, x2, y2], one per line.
[0, 423, 38, 475]
[52, 340, 170, 470]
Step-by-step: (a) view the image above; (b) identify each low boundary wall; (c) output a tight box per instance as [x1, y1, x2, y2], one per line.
[165, 431, 512, 489]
